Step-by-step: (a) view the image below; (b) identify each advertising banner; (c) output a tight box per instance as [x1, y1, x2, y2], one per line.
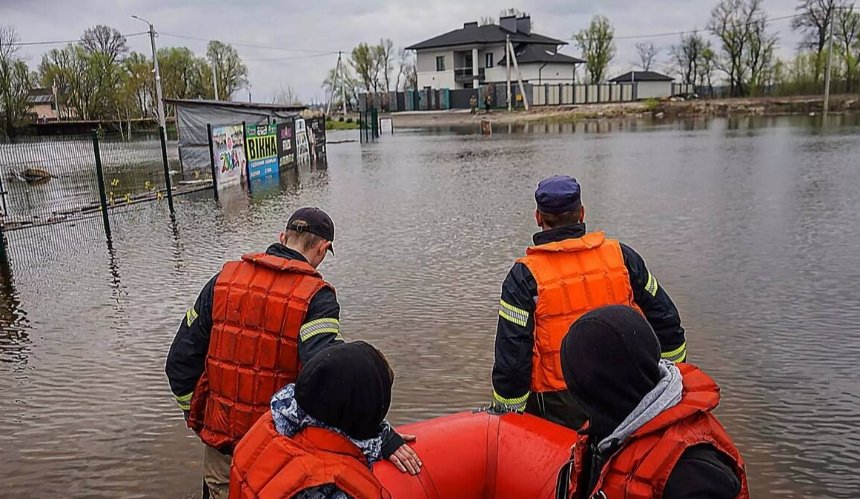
[211, 124, 246, 188]
[245, 123, 279, 181]
[307, 117, 327, 161]
[277, 120, 296, 168]
[295, 118, 311, 165]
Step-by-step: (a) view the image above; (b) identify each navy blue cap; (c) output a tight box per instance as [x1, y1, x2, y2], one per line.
[535, 175, 582, 214]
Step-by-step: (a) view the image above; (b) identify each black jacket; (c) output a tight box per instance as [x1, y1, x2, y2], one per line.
[165, 244, 343, 408]
[492, 224, 687, 409]
[575, 441, 741, 499]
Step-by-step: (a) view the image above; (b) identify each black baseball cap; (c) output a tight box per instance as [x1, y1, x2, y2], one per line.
[286, 207, 335, 253]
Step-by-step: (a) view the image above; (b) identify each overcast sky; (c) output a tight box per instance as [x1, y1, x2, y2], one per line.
[2, 0, 804, 102]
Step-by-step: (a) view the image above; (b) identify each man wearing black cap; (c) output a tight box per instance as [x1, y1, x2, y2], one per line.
[491, 175, 687, 429]
[559, 306, 747, 498]
[166, 207, 343, 499]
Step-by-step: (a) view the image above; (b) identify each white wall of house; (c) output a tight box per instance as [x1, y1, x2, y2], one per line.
[416, 49, 455, 89]
[635, 81, 672, 99]
[415, 46, 578, 89]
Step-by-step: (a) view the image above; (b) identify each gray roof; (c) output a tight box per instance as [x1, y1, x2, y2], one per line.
[27, 88, 55, 104]
[407, 23, 565, 50]
[165, 98, 305, 112]
[498, 45, 584, 66]
[609, 71, 674, 82]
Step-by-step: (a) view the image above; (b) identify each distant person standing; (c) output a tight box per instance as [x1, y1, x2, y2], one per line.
[470, 94, 478, 114]
[166, 208, 343, 499]
[484, 93, 492, 114]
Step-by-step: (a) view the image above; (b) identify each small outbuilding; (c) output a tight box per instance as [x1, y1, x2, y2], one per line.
[609, 71, 674, 99]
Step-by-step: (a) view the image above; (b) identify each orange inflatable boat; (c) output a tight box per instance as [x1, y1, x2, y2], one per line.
[373, 410, 578, 498]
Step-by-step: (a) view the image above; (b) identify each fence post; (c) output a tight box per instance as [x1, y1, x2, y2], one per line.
[206, 123, 219, 201]
[159, 126, 176, 216]
[241, 121, 250, 189]
[92, 130, 112, 241]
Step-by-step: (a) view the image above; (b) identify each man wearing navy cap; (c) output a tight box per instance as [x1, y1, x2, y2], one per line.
[165, 207, 343, 498]
[491, 176, 687, 429]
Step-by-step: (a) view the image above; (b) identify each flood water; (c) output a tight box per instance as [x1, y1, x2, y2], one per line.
[1, 115, 859, 498]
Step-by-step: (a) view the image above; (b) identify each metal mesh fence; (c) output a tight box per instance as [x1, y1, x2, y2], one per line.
[0, 134, 102, 230]
[0, 130, 216, 262]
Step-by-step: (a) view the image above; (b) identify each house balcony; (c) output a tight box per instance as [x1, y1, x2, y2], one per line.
[454, 67, 486, 82]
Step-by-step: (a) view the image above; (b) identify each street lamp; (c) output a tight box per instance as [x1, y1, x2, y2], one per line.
[131, 15, 166, 131]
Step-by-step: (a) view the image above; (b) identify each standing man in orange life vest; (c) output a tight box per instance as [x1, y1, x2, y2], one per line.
[491, 176, 688, 429]
[166, 208, 419, 499]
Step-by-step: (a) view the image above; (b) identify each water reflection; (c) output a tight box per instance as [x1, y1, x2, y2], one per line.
[0, 118, 859, 498]
[0, 242, 30, 367]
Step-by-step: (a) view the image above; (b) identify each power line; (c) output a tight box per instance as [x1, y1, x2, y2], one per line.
[244, 53, 338, 62]
[159, 32, 338, 55]
[569, 6, 855, 43]
[15, 31, 148, 47]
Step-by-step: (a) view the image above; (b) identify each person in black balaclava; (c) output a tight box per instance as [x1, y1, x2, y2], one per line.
[295, 340, 396, 440]
[559, 306, 748, 499]
[230, 342, 422, 499]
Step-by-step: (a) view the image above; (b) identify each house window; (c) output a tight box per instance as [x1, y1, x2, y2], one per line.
[485, 53, 494, 68]
[436, 55, 446, 71]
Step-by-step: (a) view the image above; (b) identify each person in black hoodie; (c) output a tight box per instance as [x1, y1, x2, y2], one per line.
[559, 305, 748, 499]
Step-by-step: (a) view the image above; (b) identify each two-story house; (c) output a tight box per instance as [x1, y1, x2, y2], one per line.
[407, 15, 583, 90]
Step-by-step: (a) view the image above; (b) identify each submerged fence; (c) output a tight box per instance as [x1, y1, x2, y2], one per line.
[361, 82, 698, 111]
[0, 128, 207, 260]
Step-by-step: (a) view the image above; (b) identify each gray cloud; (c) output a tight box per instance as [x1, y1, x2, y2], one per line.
[2, 0, 802, 102]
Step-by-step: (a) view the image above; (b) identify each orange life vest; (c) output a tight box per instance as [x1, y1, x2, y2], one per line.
[517, 232, 641, 392]
[230, 412, 390, 499]
[187, 252, 332, 450]
[568, 364, 750, 499]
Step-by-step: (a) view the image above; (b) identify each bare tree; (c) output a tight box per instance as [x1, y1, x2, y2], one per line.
[635, 42, 658, 71]
[80, 25, 128, 64]
[746, 17, 779, 93]
[394, 48, 415, 91]
[376, 38, 395, 92]
[671, 32, 708, 85]
[499, 8, 528, 17]
[574, 15, 616, 83]
[836, 4, 860, 90]
[709, 0, 775, 96]
[273, 84, 301, 105]
[792, 0, 848, 81]
[698, 46, 718, 95]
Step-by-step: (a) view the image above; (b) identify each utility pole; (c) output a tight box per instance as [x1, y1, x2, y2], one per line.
[325, 52, 346, 117]
[506, 34, 512, 111]
[211, 61, 219, 101]
[823, 13, 835, 120]
[508, 38, 529, 111]
[132, 15, 166, 130]
[341, 54, 348, 118]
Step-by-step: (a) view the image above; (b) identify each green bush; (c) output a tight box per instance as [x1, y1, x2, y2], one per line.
[338, 116, 345, 122]
[643, 98, 660, 111]
[346, 118, 353, 123]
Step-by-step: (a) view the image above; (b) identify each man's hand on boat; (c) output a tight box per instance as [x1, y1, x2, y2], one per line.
[382, 429, 423, 475]
[388, 434, 422, 475]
